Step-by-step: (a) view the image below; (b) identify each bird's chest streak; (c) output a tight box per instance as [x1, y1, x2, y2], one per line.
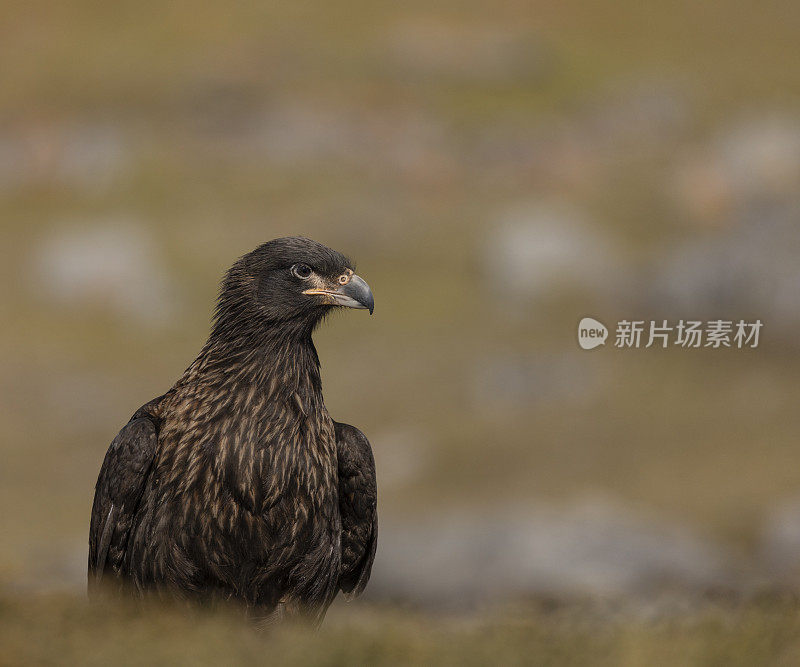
[155, 352, 338, 529]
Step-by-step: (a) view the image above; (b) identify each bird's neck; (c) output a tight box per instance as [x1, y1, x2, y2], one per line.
[191, 326, 323, 403]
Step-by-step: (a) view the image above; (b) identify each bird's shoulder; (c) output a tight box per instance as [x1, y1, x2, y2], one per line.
[333, 421, 377, 599]
[89, 394, 168, 583]
[97, 394, 168, 505]
[334, 422, 374, 475]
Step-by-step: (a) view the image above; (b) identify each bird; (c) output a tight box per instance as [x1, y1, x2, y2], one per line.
[88, 236, 377, 624]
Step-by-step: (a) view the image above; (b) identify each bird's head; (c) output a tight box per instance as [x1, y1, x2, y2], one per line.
[213, 237, 373, 341]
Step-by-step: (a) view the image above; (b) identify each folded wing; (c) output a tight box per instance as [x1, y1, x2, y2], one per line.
[88, 401, 161, 590]
[335, 422, 378, 598]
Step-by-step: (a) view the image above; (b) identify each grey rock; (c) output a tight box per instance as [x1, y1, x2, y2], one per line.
[474, 79, 689, 186]
[657, 114, 800, 333]
[199, 102, 454, 178]
[648, 208, 800, 333]
[671, 113, 800, 221]
[760, 497, 800, 577]
[581, 79, 691, 154]
[386, 21, 555, 84]
[367, 498, 733, 607]
[719, 115, 800, 200]
[7, 541, 87, 594]
[0, 122, 131, 192]
[483, 201, 623, 303]
[55, 122, 131, 190]
[471, 353, 602, 412]
[30, 220, 178, 328]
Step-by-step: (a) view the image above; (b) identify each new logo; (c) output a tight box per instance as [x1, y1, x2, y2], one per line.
[578, 317, 608, 350]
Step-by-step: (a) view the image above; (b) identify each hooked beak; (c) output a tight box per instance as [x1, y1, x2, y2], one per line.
[304, 274, 374, 314]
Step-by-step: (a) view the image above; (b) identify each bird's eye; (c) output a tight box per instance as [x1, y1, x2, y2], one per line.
[291, 263, 313, 280]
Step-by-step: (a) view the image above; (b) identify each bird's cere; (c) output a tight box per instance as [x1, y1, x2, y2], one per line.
[303, 273, 374, 314]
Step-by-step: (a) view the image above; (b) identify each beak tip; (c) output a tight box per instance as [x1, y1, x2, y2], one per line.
[350, 274, 373, 315]
[330, 273, 374, 314]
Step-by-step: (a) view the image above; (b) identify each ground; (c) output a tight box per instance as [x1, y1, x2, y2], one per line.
[4, 593, 800, 666]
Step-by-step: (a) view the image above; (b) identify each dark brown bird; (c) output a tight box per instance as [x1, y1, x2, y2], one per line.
[88, 237, 377, 623]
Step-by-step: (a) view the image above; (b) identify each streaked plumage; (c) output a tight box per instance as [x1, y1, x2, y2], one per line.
[89, 237, 377, 623]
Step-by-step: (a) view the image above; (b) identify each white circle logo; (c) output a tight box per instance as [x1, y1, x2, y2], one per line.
[578, 317, 608, 350]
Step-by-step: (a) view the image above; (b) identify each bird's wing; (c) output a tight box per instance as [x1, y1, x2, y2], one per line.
[335, 422, 378, 599]
[88, 399, 162, 589]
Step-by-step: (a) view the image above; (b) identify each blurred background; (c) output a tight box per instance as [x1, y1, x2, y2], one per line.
[3, 0, 800, 663]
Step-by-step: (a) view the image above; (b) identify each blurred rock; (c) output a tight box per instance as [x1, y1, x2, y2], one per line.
[672, 114, 800, 223]
[648, 208, 800, 334]
[7, 542, 87, 593]
[0, 122, 131, 192]
[180, 80, 264, 140]
[474, 79, 689, 188]
[760, 498, 800, 577]
[582, 79, 691, 155]
[30, 221, 178, 328]
[256, 104, 358, 166]
[368, 498, 733, 607]
[720, 115, 800, 200]
[471, 353, 601, 412]
[386, 21, 555, 84]
[54, 123, 131, 191]
[483, 202, 622, 304]
[671, 157, 734, 223]
[258, 105, 452, 178]
[189, 100, 454, 179]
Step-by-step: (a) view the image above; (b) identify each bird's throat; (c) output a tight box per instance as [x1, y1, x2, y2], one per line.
[191, 331, 323, 411]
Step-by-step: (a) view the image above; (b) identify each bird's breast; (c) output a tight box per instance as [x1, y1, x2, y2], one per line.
[160, 390, 338, 517]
